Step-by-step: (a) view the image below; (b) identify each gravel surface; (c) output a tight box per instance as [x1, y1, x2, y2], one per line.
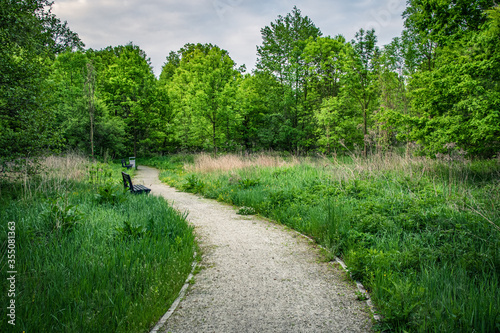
[135, 166, 373, 333]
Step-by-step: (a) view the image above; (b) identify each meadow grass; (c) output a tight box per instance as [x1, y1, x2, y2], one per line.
[142, 152, 500, 332]
[0, 155, 195, 332]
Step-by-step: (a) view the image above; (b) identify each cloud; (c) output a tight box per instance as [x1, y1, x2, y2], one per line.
[52, 0, 405, 76]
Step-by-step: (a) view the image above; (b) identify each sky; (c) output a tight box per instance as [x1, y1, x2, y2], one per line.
[52, 0, 407, 77]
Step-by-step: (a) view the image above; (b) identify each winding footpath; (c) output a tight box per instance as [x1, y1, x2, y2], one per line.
[134, 166, 372, 333]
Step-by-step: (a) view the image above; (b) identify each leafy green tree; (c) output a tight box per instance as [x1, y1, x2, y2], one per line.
[403, 0, 496, 71]
[302, 35, 351, 152]
[166, 44, 241, 154]
[159, 51, 180, 84]
[375, 35, 417, 151]
[315, 93, 363, 153]
[405, 6, 500, 157]
[303, 35, 347, 101]
[234, 72, 284, 151]
[0, 0, 82, 159]
[256, 6, 322, 152]
[95, 44, 158, 156]
[49, 51, 88, 148]
[50, 51, 128, 158]
[346, 29, 380, 156]
[404, 0, 495, 43]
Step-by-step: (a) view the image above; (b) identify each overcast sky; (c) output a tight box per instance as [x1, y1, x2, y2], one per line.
[52, 0, 407, 77]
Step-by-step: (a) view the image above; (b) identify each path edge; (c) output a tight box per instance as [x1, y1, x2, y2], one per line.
[296, 230, 380, 322]
[149, 250, 198, 333]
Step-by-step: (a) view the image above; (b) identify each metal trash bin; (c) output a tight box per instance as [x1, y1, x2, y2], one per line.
[129, 157, 136, 169]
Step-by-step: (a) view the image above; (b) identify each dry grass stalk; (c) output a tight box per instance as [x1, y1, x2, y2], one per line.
[187, 153, 297, 173]
[41, 154, 89, 182]
[0, 154, 89, 199]
[33, 154, 89, 197]
[325, 151, 436, 184]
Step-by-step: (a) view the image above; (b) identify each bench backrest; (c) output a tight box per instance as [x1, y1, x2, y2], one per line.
[121, 172, 133, 190]
[121, 159, 128, 167]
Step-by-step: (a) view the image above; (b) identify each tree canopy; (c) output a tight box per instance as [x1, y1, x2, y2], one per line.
[2, 3, 499, 159]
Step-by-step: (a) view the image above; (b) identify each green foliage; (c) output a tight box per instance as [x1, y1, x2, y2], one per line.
[302, 35, 364, 153]
[115, 220, 147, 240]
[403, 0, 495, 45]
[94, 44, 159, 157]
[238, 177, 260, 189]
[0, 0, 83, 159]
[355, 290, 369, 301]
[405, 19, 500, 157]
[397, 2, 500, 158]
[87, 161, 114, 185]
[95, 183, 126, 205]
[4, 2, 500, 161]
[316, 95, 363, 153]
[347, 28, 380, 156]
[162, 43, 241, 153]
[234, 72, 284, 150]
[182, 174, 205, 193]
[41, 195, 83, 234]
[256, 6, 322, 152]
[50, 50, 129, 158]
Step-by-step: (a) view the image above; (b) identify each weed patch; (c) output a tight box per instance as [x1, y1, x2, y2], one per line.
[237, 206, 257, 215]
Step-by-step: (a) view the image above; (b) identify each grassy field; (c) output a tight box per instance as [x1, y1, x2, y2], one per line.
[142, 152, 500, 332]
[0, 155, 195, 332]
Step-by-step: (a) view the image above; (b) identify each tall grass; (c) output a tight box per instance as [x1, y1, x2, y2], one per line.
[0, 155, 195, 332]
[186, 153, 297, 173]
[143, 152, 500, 332]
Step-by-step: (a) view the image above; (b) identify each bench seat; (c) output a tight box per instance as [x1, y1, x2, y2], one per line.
[122, 172, 151, 194]
[121, 159, 133, 170]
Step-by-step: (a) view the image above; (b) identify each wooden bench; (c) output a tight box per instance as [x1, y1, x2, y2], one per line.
[121, 159, 133, 170]
[121, 172, 151, 194]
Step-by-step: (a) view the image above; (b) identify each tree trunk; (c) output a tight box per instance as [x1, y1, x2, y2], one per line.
[213, 121, 217, 158]
[85, 62, 96, 160]
[134, 133, 137, 158]
[363, 106, 367, 158]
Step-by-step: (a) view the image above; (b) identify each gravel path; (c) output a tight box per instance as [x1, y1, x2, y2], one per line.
[135, 166, 372, 333]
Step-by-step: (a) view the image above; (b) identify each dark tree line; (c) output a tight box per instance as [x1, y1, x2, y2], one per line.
[1, 1, 499, 160]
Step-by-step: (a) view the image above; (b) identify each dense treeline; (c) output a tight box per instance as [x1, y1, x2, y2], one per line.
[1, 1, 499, 160]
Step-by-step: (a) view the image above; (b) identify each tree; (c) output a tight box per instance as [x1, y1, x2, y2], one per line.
[374, 34, 417, 151]
[95, 44, 158, 157]
[302, 35, 351, 152]
[167, 44, 241, 154]
[403, 0, 495, 71]
[50, 51, 128, 158]
[256, 6, 322, 152]
[0, 0, 82, 160]
[234, 72, 283, 151]
[315, 93, 363, 154]
[405, 5, 500, 157]
[159, 51, 180, 84]
[303, 35, 347, 101]
[403, 0, 495, 43]
[346, 29, 380, 156]
[85, 62, 96, 159]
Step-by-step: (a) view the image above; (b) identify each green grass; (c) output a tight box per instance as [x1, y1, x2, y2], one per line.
[142, 153, 500, 332]
[0, 156, 195, 332]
